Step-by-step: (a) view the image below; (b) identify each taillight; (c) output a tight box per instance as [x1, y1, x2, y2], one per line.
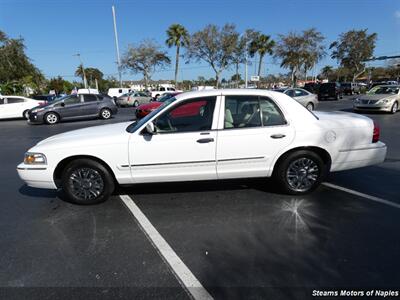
[39, 101, 46, 106]
[372, 121, 380, 143]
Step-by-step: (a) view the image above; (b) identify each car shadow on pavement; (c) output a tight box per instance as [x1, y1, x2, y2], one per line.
[117, 178, 283, 196]
[19, 184, 58, 199]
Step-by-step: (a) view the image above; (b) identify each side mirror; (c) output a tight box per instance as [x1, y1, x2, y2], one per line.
[61, 102, 65, 107]
[144, 121, 156, 135]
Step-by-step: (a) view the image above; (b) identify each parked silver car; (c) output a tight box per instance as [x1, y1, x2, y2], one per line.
[275, 88, 318, 111]
[116, 91, 152, 107]
[353, 85, 399, 114]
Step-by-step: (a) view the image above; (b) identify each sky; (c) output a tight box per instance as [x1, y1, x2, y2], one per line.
[1, 0, 400, 83]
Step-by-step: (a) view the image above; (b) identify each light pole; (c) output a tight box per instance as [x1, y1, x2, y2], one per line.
[241, 32, 249, 89]
[73, 53, 88, 89]
[112, 5, 122, 88]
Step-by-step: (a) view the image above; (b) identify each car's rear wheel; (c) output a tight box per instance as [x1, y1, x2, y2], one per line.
[23, 110, 30, 120]
[100, 108, 112, 119]
[390, 102, 398, 114]
[306, 102, 314, 111]
[133, 100, 139, 107]
[44, 112, 59, 125]
[274, 150, 326, 195]
[61, 159, 115, 205]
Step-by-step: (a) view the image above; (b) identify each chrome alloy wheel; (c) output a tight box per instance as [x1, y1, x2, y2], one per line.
[46, 113, 58, 124]
[101, 109, 111, 119]
[392, 102, 398, 114]
[69, 168, 104, 201]
[286, 158, 319, 192]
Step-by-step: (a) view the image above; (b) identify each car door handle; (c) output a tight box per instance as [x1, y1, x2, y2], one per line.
[270, 134, 286, 139]
[197, 138, 214, 143]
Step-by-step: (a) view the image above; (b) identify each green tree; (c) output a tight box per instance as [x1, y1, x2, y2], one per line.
[0, 30, 44, 93]
[122, 40, 171, 88]
[275, 28, 325, 87]
[187, 24, 238, 88]
[319, 65, 334, 80]
[166, 24, 189, 87]
[330, 29, 377, 82]
[249, 33, 275, 77]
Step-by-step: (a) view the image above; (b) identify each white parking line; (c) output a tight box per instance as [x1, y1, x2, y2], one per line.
[322, 182, 400, 209]
[119, 194, 213, 300]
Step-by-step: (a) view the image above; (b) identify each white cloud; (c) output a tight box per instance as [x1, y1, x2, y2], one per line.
[395, 10, 400, 19]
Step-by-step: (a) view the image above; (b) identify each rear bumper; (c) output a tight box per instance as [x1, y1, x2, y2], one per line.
[331, 142, 387, 172]
[17, 163, 57, 189]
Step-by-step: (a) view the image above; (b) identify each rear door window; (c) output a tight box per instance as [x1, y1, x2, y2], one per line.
[6, 97, 25, 104]
[224, 96, 261, 129]
[83, 94, 97, 102]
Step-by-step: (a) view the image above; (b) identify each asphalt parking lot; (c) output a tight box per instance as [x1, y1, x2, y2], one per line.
[1, 96, 399, 300]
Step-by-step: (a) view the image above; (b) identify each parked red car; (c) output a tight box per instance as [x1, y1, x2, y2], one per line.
[135, 92, 181, 118]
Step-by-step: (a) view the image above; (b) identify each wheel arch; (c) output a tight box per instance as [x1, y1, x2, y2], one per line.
[271, 146, 332, 175]
[53, 155, 118, 188]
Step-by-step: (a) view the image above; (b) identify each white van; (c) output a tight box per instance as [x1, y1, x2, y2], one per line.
[108, 88, 133, 99]
[77, 88, 99, 95]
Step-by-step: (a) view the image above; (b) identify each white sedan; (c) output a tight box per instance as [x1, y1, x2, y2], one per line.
[0, 96, 44, 119]
[17, 89, 387, 204]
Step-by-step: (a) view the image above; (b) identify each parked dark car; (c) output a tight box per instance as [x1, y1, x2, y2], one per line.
[303, 82, 320, 94]
[27, 94, 118, 124]
[318, 82, 343, 100]
[341, 82, 360, 95]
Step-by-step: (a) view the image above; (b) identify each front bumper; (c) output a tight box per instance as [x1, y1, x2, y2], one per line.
[353, 104, 391, 112]
[28, 112, 45, 124]
[17, 163, 57, 189]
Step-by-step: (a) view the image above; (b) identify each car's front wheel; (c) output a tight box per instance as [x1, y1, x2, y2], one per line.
[306, 102, 314, 111]
[44, 112, 59, 125]
[100, 108, 112, 119]
[390, 102, 398, 114]
[274, 150, 326, 195]
[61, 159, 115, 204]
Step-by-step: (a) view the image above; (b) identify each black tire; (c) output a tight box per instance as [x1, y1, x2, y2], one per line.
[306, 102, 314, 111]
[61, 159, 115, 205]
[133, 100, 139, 107]
[100, 108, 112, 119]
[390, 102, 398, 114]
[44, 112, 59, 125]
[23, 110, 30, 120]
[273, 150, 327, 195]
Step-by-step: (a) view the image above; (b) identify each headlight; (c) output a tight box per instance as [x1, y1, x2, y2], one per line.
[354, 98, 360, 103]
[378, 99, 389, 104]
[32, 108, 45, 113]
[24, 152, 47, 165]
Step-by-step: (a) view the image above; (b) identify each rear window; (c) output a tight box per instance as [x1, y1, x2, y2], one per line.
[6, 97, 25, 104]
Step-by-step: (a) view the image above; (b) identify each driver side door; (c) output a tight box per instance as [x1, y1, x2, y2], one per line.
[128, 96, 220, 183]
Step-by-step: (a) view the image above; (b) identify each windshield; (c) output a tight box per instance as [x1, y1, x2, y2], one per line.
[158, 93, 174, 102]
[126, 97, 176, 133]
[367, 86, 399, 95]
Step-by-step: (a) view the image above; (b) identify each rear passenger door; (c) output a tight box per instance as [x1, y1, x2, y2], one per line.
[82, 94, 99, 115]
[216, 95, 295, 179]
[3, 97, 25, 118]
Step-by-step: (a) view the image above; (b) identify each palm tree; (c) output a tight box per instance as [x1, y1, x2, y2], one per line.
[165, 24, 189, 87]
[249, 34, 275, 77]
[320, 65, 333, 80]
[75, 64, 85, 82]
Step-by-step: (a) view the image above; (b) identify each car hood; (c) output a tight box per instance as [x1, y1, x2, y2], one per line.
[33, 122, 133, 151]
[138, 102, 162, 110]
[358, 94, 397, 101]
